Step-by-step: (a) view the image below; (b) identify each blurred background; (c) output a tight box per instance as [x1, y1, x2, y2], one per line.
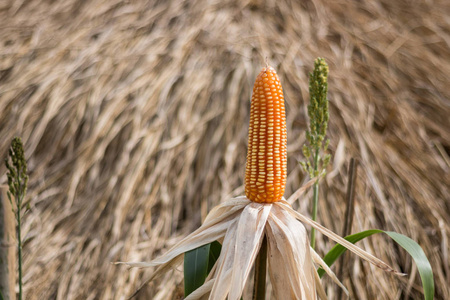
[0, 0, 449, 299]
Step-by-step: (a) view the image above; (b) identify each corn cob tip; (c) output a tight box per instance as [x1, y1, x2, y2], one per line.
[245, 66, 287, 203]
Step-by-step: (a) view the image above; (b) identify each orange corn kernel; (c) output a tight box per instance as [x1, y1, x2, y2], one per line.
[245, 66, 287, 203]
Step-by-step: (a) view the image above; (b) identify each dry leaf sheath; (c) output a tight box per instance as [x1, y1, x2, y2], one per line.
[118, 66, 402, 299]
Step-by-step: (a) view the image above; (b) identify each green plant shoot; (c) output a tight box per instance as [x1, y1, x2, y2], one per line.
[5, 137, 29, 300]
[300, 58, 331, 249]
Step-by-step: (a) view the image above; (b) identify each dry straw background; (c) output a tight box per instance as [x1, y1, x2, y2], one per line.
[0, 0, 449, 299]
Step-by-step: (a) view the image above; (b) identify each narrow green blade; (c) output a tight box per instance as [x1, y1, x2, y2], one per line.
[384, 231, 434, 300]
[208, 241, 222, 273]
[318, 229, 434, 300]
[184, 241, 222, 296]
[184, 244, 210, 296]
[318, 229, 383, 277]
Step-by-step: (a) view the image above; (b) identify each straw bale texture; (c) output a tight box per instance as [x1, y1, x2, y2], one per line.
[0, 0, 449, 299]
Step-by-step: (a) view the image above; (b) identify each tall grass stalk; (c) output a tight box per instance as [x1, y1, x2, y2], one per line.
[300, 58, 331, 249]
[5, 137, 29, 300]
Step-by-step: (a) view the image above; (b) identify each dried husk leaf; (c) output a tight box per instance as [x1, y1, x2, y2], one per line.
[266, 205, 316, 299]
[277, 200, 404, 276]
[208, 217, 239, 300]
[310, 247, 348, 295]
[228, 203, 271, 300]
[117, 198, 248, 269]
[313, 268, 328, 300]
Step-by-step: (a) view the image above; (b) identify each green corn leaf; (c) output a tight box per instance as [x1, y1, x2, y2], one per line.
[207, 241, 222, 273]
[184, 241, 222, 296]
[184, 244, 210, 296]
[318, 230, 434, 300]
[385, 231, 434, 300]
[318, 229, 383, 276]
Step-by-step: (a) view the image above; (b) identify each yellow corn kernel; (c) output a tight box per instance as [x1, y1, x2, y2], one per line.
[245, 66, 287, 203]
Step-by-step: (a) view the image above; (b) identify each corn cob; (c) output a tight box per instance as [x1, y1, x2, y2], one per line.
[245, 66, 287, 203]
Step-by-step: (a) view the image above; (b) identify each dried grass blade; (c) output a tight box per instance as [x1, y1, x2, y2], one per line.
[267, 205, 316, 300]
[278, 201, 403, 275]
[228, 203, 271, 300]
[287, 177, 318, 205]
[310, 247, 348, 295]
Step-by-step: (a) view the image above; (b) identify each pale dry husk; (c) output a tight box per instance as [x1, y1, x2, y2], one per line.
[120, 196, 401, 299]
[0, 0, 449, 299]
